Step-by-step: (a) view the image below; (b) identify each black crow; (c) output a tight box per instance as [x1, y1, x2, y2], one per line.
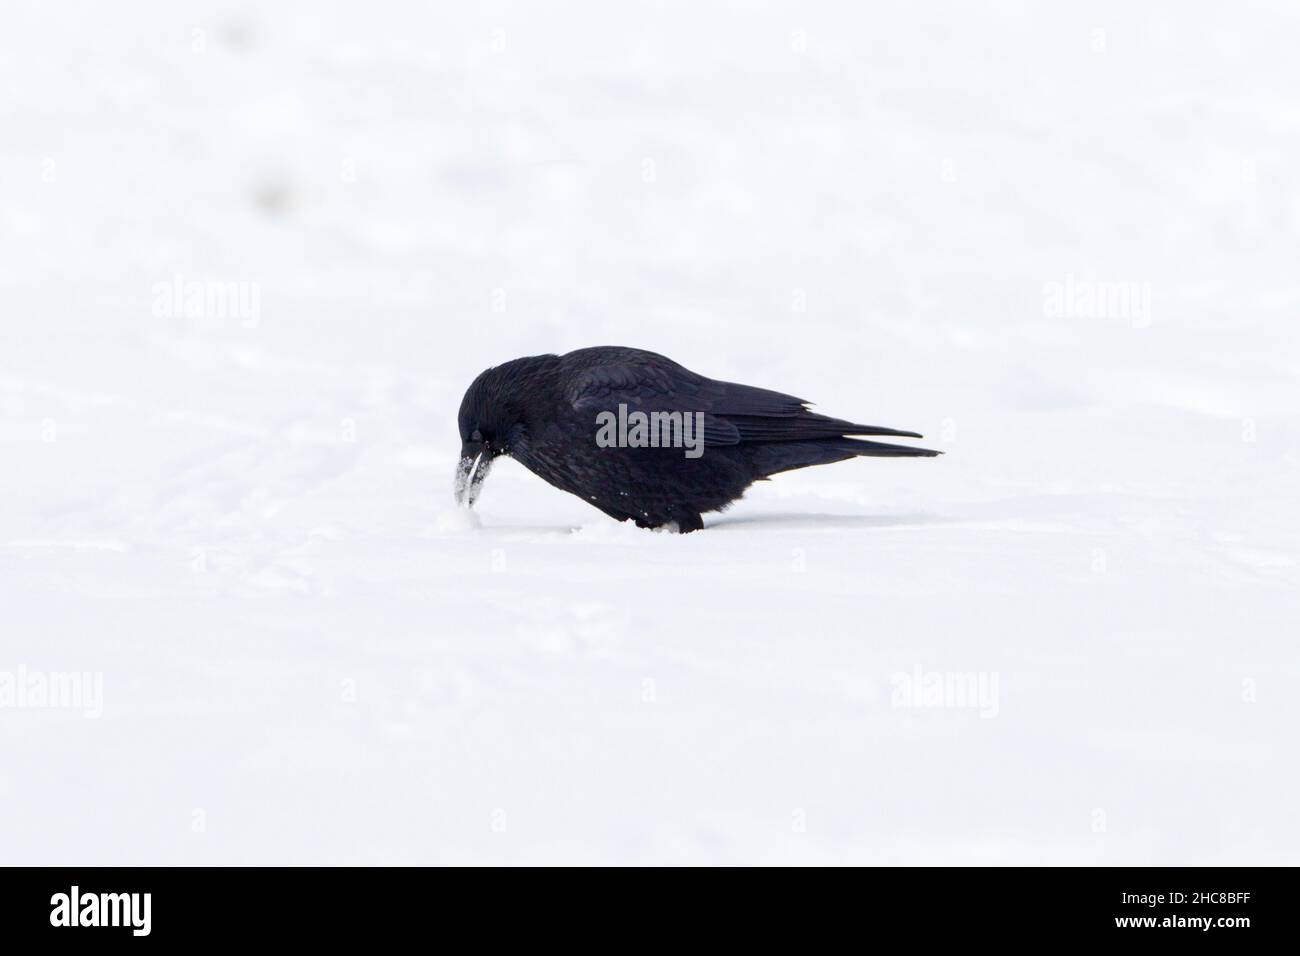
[455, 346, 939, 532]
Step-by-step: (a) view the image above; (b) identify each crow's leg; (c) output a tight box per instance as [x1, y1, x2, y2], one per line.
[673, 510, 704, 533]
[627, 508, 704, 533]
[641, 509, 702, 533]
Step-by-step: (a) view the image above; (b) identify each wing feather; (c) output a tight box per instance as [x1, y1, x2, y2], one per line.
[563, 350, 925, 448]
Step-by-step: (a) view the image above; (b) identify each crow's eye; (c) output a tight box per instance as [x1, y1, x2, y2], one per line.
[471, 429, 483, 443]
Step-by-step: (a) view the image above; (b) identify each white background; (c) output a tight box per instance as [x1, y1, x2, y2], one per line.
[1, 0, 1297, 864]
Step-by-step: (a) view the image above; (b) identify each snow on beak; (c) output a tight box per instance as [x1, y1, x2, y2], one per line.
[454, 446, 493, 508]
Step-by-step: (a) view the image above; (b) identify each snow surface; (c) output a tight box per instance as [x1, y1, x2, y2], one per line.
[2, 1, 1298, 864]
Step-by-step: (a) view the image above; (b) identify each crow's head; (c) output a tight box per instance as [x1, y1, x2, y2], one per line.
[454, 358, 545, 507]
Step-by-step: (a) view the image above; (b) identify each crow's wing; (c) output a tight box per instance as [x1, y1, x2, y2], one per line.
[565, 359, 741, 445]
[564, 351, 925, 447]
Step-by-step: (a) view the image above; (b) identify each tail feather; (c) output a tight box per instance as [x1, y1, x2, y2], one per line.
[829, 437, 941, 457]
[728, 413, 923, 442]
[749, 437, 941, 477]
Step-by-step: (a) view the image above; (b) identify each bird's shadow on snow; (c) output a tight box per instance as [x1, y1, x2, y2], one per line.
[466, 512, 952, 536]
[706, 512, 947, 531]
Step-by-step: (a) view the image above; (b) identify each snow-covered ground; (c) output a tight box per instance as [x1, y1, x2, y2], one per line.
[2, 1, 1297, 864]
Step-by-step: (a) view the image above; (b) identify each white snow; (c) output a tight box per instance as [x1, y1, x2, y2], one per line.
[1, 1, 1297, 864]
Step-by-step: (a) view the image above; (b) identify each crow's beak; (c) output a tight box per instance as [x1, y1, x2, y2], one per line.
[454, 444, 494, 507]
